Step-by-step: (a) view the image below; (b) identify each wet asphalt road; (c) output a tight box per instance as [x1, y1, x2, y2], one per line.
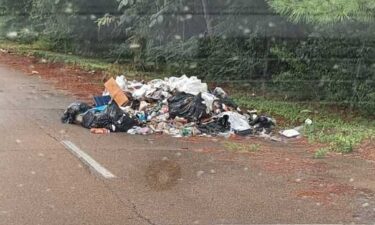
[0, 64, 374, 225]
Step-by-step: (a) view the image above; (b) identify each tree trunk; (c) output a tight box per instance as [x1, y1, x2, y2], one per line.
[201, 0, 213, 36]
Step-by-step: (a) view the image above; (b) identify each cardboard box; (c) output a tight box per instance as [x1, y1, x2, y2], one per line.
[104, 78, 129, 106]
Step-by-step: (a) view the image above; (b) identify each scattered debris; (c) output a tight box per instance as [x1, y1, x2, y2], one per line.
[305, 118, 313, 125]
[90, 128, 111, 134]
[0, 48, 8, 53]
[61, 75, 277, 138]
[362, 202, 370, 207]
[280, 118, 313, 138]
[280, 129, 301, 138]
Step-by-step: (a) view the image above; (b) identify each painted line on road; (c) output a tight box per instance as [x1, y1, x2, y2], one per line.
[61, 140, 116, 179]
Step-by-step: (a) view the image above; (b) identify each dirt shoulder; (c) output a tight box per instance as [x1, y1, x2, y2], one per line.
[0, 51, 104, 103]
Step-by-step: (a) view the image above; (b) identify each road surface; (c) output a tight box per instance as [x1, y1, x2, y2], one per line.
[0, 64, 375, 225]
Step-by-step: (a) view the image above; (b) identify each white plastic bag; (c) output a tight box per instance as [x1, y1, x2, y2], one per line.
[116, 75, 128, 91]
[132, 85, 151, 100]
[220, 112, 251, 131]
[201, 92, 217, 113]
[148, 79, 169, 91]
[167, 75, 208, 95]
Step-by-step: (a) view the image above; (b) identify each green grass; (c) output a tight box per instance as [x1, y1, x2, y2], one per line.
[234, 96, 375, 153]
[314, 147, 329, 159]
[0, 41, 111, 72]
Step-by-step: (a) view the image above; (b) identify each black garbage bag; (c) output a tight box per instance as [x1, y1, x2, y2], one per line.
[168, 92, 208, 122]
[82, 102, 138, 132]
[249, 115, 275, 133]
[106, 102, 138, 132]
[114, 114, 138, 132]
[61, 102, 91, 124]
[198, 115, 231, 134]
[82, 111, 112, 130]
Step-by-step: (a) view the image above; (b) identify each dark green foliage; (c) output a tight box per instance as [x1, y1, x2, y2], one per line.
[267, 0, 375, 25]
[270, 24, 375, 114]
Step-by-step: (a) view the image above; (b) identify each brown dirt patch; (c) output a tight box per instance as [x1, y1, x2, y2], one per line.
[295, 179, 355, 205]
[356, 140, 375, 162]
[0, 52, 105, 103]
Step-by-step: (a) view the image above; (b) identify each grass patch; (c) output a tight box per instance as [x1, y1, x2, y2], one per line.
[0, 41, 112, 72]
[234, 96, 375, 154]
[224, 142, 261, 153]
[314, 147, 329, 159]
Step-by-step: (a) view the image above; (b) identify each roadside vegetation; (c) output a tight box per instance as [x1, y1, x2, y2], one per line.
[236, 97, 375, 154]
[0, 0, 374, 155]
[0, 41, 111, 71]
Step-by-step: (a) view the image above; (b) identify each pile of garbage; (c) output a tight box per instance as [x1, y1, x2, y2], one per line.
[61, 75, 276, 137]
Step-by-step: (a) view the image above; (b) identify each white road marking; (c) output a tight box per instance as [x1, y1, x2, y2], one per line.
[61, 140, 116, 179]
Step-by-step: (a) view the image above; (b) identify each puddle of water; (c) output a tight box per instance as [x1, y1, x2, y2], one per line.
[145, 160, 182, 191]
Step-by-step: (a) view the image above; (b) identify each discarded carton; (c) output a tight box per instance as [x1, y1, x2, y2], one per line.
[104, 78, 129, 106]
[280, 129, 300, 138]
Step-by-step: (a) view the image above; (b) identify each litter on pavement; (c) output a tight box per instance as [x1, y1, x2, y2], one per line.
[61, 75, 276, 138]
